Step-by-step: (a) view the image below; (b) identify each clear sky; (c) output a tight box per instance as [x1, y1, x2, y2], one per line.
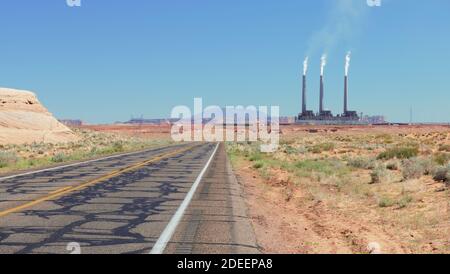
[0, 0, 449, 123]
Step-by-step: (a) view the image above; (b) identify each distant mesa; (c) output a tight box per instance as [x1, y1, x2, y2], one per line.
[124, 118, 177, 125]
[0, 87, 78, 145]
[59, 119, 84, 127]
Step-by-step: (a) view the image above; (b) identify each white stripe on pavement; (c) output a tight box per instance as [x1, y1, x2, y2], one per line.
[150, 142, 220, 254]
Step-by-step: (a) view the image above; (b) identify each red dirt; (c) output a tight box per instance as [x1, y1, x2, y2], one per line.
[79, 124, 172, 139]
[235, 165, 414, 254]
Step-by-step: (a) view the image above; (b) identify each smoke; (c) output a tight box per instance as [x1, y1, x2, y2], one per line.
[303, 57, 308, 76]
[345, 51, 351, 76]
[306, 0, 368, 56]
[320, 54, 327, 76]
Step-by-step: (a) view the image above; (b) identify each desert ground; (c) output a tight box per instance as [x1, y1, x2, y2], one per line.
[0, 126, 172, 175]
[1, 122, 449, 254]
[228, 125, 450, 254]
[80, 124, 172, 140]
[76, 123, 450, 254]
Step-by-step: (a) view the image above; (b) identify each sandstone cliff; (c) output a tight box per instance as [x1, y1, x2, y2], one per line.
[0, 88, 78, 144]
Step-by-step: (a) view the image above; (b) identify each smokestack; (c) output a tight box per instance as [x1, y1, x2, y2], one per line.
[344, 75, 348, 113]
[302, 57, 308, 114]
[320, 75, 324, 113]
[302, 75, 307, 114]
[344, 52, 351, 114]
[320, 55, 327, 114]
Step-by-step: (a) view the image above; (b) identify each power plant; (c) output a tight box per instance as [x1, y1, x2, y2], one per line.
[297, 52, 361, 124]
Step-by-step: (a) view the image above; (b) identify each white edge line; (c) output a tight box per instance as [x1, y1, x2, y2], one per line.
[150, 142, 220, 254]
[0, 144, 181, 182]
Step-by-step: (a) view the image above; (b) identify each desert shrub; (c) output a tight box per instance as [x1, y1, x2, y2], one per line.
[309, 143, 335, 154]
[375, 133, 393, 144]
[433, 152, 450, 165]
[226, 142, 245, 155]
[89, 147, 99, 156]
[0, 151, 19, 168]
[421, 159, 436, 175]
[294, 159, 348, 177]
[348, 157, 376, 170]
[284, 188, 294, 201]
[51, 153, 67, 163]
[248, 152, 263, 162]
[370, 166, 387, 184]
[296, 146, 308, 154]
[378, 196, 395, 207]
[438, 144, 450, 152]
[112, 141, 124, 152]
[377, 146, 419, 160]
[386, 160, 400, 171]
[282, 145, 298, 155]
[401, 158, 434, 180]
[252, 161, 264, 169]
[432, 165, 450, 182]
[397, 195, 413, 209]
[26, 159, 36, 167]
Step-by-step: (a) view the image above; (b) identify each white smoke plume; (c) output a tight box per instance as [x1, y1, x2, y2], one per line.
[303, 57, 308, 76]
[320, 54, 327, 76]
[345, 51, 351, 76]
[306, 0, 368, 56]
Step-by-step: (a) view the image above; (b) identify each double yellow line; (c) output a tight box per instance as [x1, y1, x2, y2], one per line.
[0, 144, 200, 219]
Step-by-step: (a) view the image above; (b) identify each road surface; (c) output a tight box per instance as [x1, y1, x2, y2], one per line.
[0, 142, 258, 254]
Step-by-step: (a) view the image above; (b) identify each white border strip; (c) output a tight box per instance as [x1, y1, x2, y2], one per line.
[150, 142, 220, 254]
[0, 144, 180, 182]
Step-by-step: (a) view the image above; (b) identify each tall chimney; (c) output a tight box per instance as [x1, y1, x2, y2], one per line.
[344, 75, 348, 114]
[319, 75, 324, 114]
[302, 75, 307, 114]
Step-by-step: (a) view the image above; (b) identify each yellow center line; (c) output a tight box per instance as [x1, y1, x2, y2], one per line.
[49, 186, 74, 195]
[0, 144, 201, 219]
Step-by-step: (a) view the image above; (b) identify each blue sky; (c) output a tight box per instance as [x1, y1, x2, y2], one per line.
[0, 0, 449, 123]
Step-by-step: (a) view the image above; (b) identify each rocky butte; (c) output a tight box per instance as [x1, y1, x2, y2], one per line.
[0, 87, 78, 145]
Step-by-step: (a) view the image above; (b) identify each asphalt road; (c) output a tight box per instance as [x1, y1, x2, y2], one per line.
[0, 142, 258, 254]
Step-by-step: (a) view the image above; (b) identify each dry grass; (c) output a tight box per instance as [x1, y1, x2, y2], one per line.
[227, 126, 450, 254]
[0, 128, 172, 174]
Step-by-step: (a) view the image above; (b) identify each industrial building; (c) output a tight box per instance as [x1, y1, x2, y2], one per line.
[297, 54, 362, 125]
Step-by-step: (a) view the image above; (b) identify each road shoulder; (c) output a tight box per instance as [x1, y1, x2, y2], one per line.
[165, 143, 259, 254]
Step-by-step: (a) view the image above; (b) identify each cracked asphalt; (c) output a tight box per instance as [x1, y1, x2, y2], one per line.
[0, 142, 258, 254]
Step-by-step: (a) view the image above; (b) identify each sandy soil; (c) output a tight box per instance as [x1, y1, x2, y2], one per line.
[80, 124, 172, 140]
[235, 166, 416, 254]
[280, 124, 450, 135]
[230, 125, 450, 254]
